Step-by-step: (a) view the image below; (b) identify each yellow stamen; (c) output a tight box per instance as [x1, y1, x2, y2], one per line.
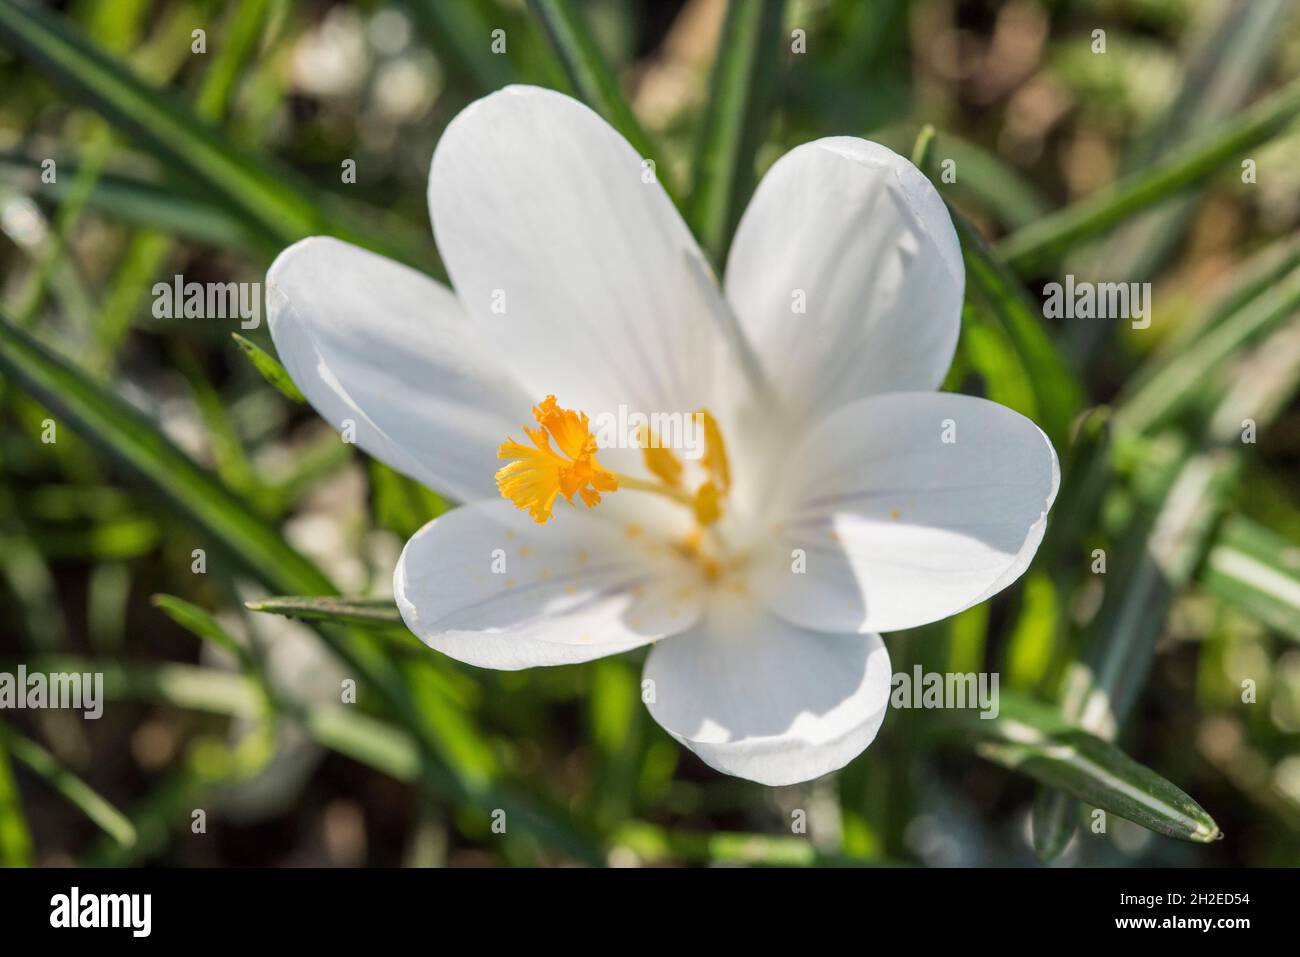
[613, 472, 695, 508]
[693, 481, 721, 526]
[496, 395, 617, 524]
[637, 425, 683, 487]
[496, 399, 734, 535]
[699, 409, 731, 493]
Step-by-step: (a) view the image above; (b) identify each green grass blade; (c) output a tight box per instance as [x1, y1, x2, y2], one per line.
[931, 129, 1052, 229]
[1115, 264, 1300, 436]
[231, 333, 305, 403]
[0, 738, 34, 866]
[1039, 407, 1112, 567]
[1058, 0, 1293, 373]
[950, 207, 1084, 448]
[1124, 1, 1293, 174]
[997, 75, 1300, 273]
[0, 1, 315, 239]
[0, 154, 277, 254]
[153, 594, 294, 720]
[1032, 444, 1236, 852]
[368, 459, 449, 539]
[193, 0, 273, 122]
[27, 656, 604, 865]
[0, 311, 333, 596]
[24, 657, 262, 718]
[960, 304, 1040, 423]
[1071, 446, 1237, 735]
[6, 128, 107, 332]
[687, 0, 786, 264]
[0, 311, 442, 754]
[1200, 515, 1300, 642]
[151, 593, 257, 670]
[902, 123, 1052, 229]
[245, 595, 404, 626]
[613, 821, 892, 867]
[948, 693, 1221, 843]
[401, 0, 517, 92]
[1203, 311, 1300, 443]
[588, 658, 644, 828]
[0, 1, 428, 267]
[1030, 789, 1076, 862]
[2, 724, 136, 848]
[1125, 236, 1300, 396]
[912, 126, 1082, 446]
[1036, 307, 1300, 852]
[528, 0, 678, 202]
[164, 592, 495, 799]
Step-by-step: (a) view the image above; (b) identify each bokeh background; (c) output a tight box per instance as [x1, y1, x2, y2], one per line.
[1, 0, 1299, 867]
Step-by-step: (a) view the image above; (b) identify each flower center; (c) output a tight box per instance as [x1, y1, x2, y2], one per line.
[495, 397, 737, 575]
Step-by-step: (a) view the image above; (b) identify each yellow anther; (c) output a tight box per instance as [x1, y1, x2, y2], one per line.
[637, 425, 684, 487]
[698, 409, 731, 493]
[693, 480, 722, 526]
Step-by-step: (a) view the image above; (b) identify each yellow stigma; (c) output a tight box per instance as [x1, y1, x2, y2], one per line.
[496, 395, 618, 524]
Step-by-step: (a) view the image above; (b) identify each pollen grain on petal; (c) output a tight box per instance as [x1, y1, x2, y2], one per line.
[496, 396, 617, 523]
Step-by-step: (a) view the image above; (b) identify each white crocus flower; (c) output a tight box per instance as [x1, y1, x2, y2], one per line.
[266, 85, 1059, 786]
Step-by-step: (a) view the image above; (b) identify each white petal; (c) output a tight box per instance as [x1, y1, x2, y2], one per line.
[757, 392, 1059, 634]
[643, 596, 892, 786]
[267, 237, 532, 503]
[394, 501, 702, 670]
[724, 138, 963, 422]
[428, 85, 717, 418]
